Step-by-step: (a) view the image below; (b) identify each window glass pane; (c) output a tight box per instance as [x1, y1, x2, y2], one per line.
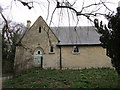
[73, 46, 79, 53]
[38, 51, 40, 54]
[39, 27, 41, 33]
[50, 46, 54, 52]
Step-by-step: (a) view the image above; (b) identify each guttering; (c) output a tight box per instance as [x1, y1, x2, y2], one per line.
[57, 43, 102, 46]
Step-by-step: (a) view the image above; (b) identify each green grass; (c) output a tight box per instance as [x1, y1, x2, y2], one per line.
[2, 68, 120, 88]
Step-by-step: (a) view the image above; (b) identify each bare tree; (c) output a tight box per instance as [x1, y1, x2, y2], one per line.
[56, 0, 113, 22]
[0, 8, 25, 73]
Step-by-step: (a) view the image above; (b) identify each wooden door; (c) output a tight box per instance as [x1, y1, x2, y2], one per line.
[34, 50, 43, 67]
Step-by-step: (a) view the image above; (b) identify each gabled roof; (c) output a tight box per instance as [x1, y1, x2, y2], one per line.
[18, 16, 59, 44]
[17, 15, 101, 46]
[51, 26, 101, 45]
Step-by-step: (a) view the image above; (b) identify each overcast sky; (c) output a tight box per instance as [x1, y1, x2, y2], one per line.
[0, 0, 119, 27]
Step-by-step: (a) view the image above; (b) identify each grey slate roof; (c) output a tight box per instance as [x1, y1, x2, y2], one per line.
[51, 26, 101, 45]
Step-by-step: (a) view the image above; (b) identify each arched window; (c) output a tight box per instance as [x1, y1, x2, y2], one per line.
[72, 46, 80, 54]
[38, 50, 41, 54]
[49, 46, 55, 54]
[39, 27, 41, 33]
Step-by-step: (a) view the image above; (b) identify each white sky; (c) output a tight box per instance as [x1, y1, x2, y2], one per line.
[0, 0, 119, 27]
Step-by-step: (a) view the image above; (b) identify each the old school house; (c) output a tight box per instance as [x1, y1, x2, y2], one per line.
[14, 16, 112, 74]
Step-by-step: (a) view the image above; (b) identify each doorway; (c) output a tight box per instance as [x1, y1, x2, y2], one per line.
[34, 50, 43, 68]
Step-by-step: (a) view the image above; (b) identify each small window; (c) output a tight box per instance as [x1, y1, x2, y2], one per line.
[72, 46, 80, 54]
[38, 51, 41, 54]
[50, 46, 54, 52]
[39, 27, 41, 33]
[49, 46, 55, 54]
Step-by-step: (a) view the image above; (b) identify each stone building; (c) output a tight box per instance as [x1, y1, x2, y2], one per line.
[14, 16, 112, 75]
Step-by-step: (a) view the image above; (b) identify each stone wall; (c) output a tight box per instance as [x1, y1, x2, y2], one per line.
[14, 16, 113, 75]
[60, 46, 113, 69]
[14, 16, 60, 75]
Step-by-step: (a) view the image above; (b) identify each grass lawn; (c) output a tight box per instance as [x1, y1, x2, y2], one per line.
[2, 68, 120, 88]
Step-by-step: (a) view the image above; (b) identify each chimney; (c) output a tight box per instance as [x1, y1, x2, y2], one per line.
[26, 20, 31, 28]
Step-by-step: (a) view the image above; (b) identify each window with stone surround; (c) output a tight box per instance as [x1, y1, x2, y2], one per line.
[72, 46, 80, 54]
[49, 46, 55, 54]
[39, 27, 41, 33]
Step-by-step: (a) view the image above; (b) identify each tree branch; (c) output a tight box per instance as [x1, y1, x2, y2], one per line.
[57, 2, 78, 15]
[0, 12, 8, 25]
[56, 1, 112, 18]
[16, 0, 33, 9]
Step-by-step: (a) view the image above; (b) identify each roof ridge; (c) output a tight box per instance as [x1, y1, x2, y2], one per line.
[50, 26, 94, 28]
